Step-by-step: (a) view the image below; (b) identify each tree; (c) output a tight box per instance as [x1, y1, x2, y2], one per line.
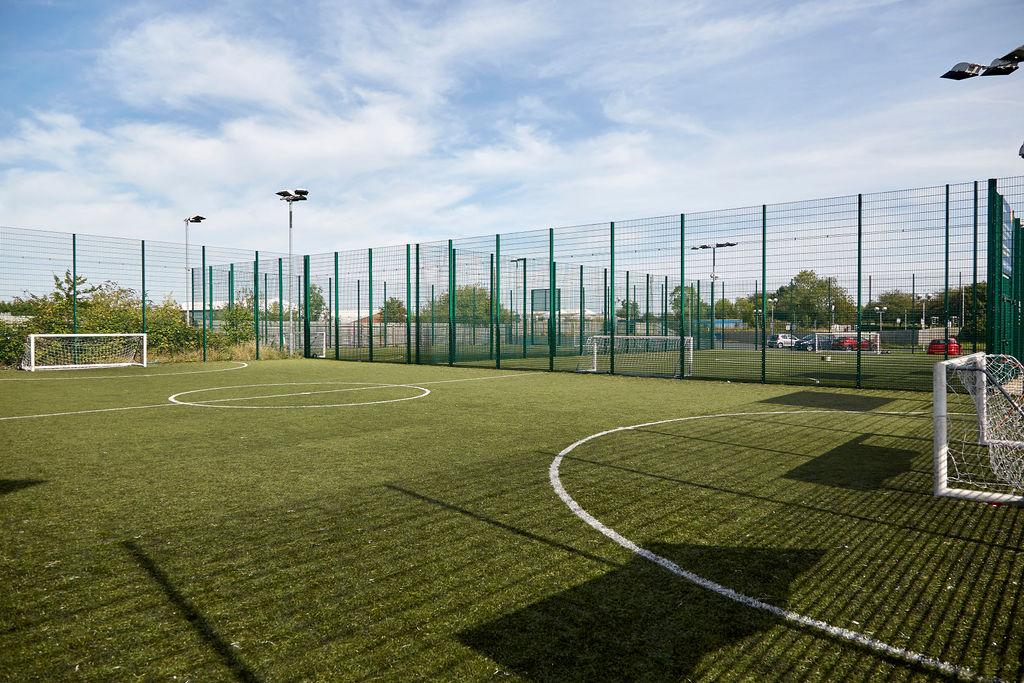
[423, 285, 514, 323]
[307, 284, 326, 321]
[615, 298, 640, 320]
[379, 297, 408, 322]
[771, 270, 856, 329]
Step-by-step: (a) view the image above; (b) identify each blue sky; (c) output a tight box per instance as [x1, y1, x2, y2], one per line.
[1, 0, 1022, 257]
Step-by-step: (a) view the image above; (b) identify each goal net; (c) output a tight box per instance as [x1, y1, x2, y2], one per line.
[934, 352, 1024, 504]
[308, 331, 327, 358]
[20, 333, 147, 372]
[575, 335, 693, 377]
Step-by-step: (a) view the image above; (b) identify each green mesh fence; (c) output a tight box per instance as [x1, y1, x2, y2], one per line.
[3, 176, 1023, 390]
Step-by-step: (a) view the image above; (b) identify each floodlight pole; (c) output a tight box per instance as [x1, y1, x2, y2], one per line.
[277, 189, 309, 354]
[184, 215, 205, 326]
[690, 242, 737, 350]
[768, 297, 778, 332]
[875, 305, 887, 331]
[942, 44, 1024, 155]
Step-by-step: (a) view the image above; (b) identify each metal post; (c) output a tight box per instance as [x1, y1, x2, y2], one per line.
[288, 201, 294, 354]
[303, 255, 311, 358]
[679, 214, 685, 376]
[368, 249, 374, 362]
[406, 244, 412, 364]
[549, 228, 555, 371]
[448, 241, 456, 366]
[202, 246, 206, 361]
[141, 240, 147, 332]
[856, 195, 862, 388]
[761, 205, 767, 383]
[278, 258, 284, 350]
[610, 222, 615, 374]
[495, 236, 501, 368]
[72, 233, 77, 334]
[254, 252, 260, 360]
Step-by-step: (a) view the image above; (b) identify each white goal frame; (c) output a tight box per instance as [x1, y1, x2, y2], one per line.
[576, 335, 693, 377]
[22, 333, 147, 372]
[309, 331, 327, 358]
[934, 352, 1024, 504]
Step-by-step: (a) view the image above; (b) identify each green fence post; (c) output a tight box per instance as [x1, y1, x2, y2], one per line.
[972, 181, 979, 353]
[856, 194, 863, 388]
[761, 205, 767, 383]
[254, 251, 260, 360]
[452, 242, 460, 366]
[278, 258, 284, 351]
[471, 285, 476, 349]
[202, 246, 207, 362]
[415, 244, 421, 364]
[303, 255, 311, 358]
[610, 222, 616, 374]
[495, 236, 501, 368]
[944, 184, 951, 360]
[357, 280, 361, 350]
[679, 214, 685, 377]
[208, 265, 213, 335]
[383, 281, 388, 349]
[72, 233, 78, 333]
[625, 270, 630, 336]
[229, 263, 234, 312]
[579, 264, 585, 357]
[334, 252, 339, 360]
[522, 259, 527, 358]
[406, 245, 412, 364]
[549, 228, 555, 371]
[696, 280, 701, 351]
[368, 248, 374, 362]
[986, 178, 999, 353]
[645, 273, 651, 336]
[489, 254, 494, 360]
[141, 240, 146, 333]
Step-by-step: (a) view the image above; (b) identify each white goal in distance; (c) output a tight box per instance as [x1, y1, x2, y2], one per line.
[934, 352, 1024, 504]
[20, 333, 147, 372]
[576, 335, 693, 377]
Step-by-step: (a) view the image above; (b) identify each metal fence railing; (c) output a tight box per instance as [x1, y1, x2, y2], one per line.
[2, 176, 1022, 390]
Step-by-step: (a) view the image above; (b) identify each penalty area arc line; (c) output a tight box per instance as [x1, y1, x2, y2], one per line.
[549, 409, 980, 681]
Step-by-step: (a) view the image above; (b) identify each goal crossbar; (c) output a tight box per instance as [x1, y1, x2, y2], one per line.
[22, 333, 147, 372]
[576, 335, 693, 377]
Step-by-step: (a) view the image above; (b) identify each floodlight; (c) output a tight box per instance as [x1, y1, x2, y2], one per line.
[941, 62, 983, 80]
[294, 189, 309, 196]
[981, 58, 1019, 77]
[1019, 140, 1024, 159]
[187, 215, 205, 223]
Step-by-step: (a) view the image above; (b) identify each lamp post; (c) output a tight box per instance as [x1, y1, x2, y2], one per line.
[921, 294, 929, 330]
[875, 305, 887, 332]
[184, 215, 205, 325]
[277, 189, 309, 354]
[690, 241, 738, 350]
[768, 297, 778, 332]
[942, 44, 1024, 156]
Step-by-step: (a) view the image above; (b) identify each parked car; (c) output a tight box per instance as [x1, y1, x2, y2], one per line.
[767, 333, 796, 348]
[927, 338, 961, 355]
[833, 336, 880, 351]
[794, 334, 817, 351]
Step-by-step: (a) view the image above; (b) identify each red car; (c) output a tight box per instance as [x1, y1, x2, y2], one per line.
[927, 338, 961, 355]
[833, 336, 879, 351]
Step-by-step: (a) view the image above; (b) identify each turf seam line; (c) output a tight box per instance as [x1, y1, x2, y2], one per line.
[550, 409, 994, 682]
[0, 403, 179, 421]
[0, 361, 249, 381]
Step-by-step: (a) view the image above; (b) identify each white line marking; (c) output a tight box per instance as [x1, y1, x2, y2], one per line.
[0, 403, 178, 421]
[0, 361, 249, 381]
[549, 409, 983, 681]
[168, 382, 430, 408]
[416, 373, 534, 385]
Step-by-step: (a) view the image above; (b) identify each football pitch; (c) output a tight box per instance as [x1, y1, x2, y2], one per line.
[1, 359, 1022, 681]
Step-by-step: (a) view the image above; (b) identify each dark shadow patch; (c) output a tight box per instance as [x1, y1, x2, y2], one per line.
[459, 543, 822, 681]
[783, 435, 917, 490]
[123, 541, 262, 683]
[761, 390, 893, 412]
[0, 479, 47, 495]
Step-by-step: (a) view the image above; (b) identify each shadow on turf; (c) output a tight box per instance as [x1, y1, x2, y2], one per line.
[458, 543, 823, 680]
[782, 434, 918, 491]
[123, 541, 262, 683]
[759, 390, 894, 412]
[0, 479, 46, 495]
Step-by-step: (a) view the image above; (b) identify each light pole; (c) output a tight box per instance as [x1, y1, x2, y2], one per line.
[768, 297, 778, 332]
[511, 258, 526, 356]
[277, 189, 309, 354]
[690, 241, 738, 350]
[942, 44, 1024, 156]
[874, 305, 887, 332]
[184, 215, 205, 325]
[921, 294, 929, 330]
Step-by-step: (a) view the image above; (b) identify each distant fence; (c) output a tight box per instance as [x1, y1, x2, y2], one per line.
[2, 176, 1022, 390]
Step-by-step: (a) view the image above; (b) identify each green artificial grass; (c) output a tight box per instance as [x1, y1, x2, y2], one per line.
[1, 359, 1021, 681]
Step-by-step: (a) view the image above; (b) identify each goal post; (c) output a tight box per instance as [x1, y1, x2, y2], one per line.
[576, 335, 693, 377]
[934, 352, 1024, 504]
[20, 333, 147, 372]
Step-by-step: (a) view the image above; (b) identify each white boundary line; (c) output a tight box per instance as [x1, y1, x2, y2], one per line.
[549, 409, 984, 681]
[168, 382, 430, 409]
[0, 403, 177, 421]
[0, 361, 249, 381]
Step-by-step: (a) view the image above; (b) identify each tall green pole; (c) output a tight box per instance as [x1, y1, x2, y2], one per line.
[201, 246, 207, 361]
[406, 245, 412, 364]
[646, 273, 651, 336]
[368, 248, 374, 362]
[549, 228, 555, 371]
[334, 252, 340, 360]
[679, 214, 685, 378]
[448, 241, 455, 366]
[489, 254, 494, 360]
[944, 184, 950, 359]
[72, 233, 78, 334]
[415, 244, 421, 364]
[495, 236, 501, 368]
[856, 194, 863, 388]
[987, 178, 999, 353]
[610, 222, 615, 374]
[229, 263, 234, 312]
[254, 252, 260, 360]
[383, 281, 388, 348]
[278, 258, 284, 351]
[357, 280, 361, 349]
[972, 181, 979, 353]
[141, 240, 147, 333]
[303, 255, 311, 358]
[579, 264, 585, 357]
[761, 205, 767, 383]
